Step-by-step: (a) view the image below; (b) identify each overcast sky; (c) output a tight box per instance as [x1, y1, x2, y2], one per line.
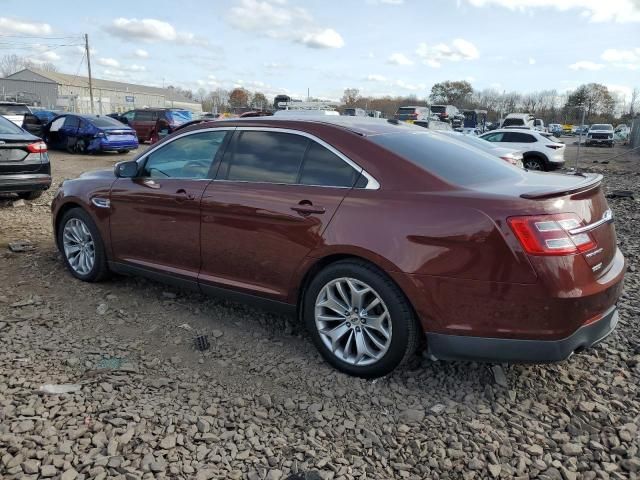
[1, 0, 638, 101]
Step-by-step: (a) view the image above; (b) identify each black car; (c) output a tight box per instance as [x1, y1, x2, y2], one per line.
[0, 115, 51, 200]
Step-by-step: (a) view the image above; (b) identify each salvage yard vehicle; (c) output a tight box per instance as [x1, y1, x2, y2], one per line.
[430, 105, 459, 123]
[394, 106, 430, 123]
[51, 116, 625, 378]
[437, 130, 524, 167]
[479, 128, 565, 171]
[586, 124, 614, 148]
[42, 114, 139, 154]
[0, 114, 50, 200]
[119, 108, 192, 142]
[502, 113, 535, 129]
[0, 101, 32, 126]
[548, 123, 563, 137]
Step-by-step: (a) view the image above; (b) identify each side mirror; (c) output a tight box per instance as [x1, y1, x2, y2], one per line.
[114, 160, 139, 178]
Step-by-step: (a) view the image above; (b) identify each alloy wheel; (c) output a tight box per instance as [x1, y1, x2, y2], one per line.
[524, 159, 542, 170]
[62, 218, 95, 276]
[314, 277, 392, 366]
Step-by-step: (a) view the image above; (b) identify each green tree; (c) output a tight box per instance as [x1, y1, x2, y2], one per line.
[429, 80, 473, 105]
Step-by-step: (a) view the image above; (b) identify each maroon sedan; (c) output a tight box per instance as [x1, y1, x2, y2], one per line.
[51, 117, 625, 378]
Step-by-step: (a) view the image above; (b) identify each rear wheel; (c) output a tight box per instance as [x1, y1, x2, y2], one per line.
[523, 156, 544, 171]
[117, 149, 130, 154]
[18, 191, 43, 200]
[57, 208, 109, 282]
[304, 260, 420, 378]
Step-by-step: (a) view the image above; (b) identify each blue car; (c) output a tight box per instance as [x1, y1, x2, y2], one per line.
[43, 114, 139, 154]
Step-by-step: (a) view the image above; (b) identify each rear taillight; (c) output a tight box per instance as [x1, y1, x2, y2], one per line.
[545, 144, 562, 150]
[26, 141, 47, 153]
[411, 113, 418, 119]
[508, 213, 596, 256]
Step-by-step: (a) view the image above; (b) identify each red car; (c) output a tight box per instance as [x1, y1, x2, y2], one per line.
[51, 117, 625, 377]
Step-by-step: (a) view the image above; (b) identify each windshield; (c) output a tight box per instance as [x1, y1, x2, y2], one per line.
[0, 104, 30, 115]
[166, 110, 193, 124]
[370, 131, 521, 186]
[91, 116, 130, 128]
[590, 124, 613, 130]
[430, 106, 446, 113]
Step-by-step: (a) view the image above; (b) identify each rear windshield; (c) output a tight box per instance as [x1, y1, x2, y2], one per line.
[91, 116, 129, 128]
[502, 118, 525, 127]
[0, 104, 30, 115]
[0, 115, 24, 134]
[590, 124, 613, 130]
[430, 106, 446, 113]
[370, 131, 521, 186]
[166, 110, 192, 124]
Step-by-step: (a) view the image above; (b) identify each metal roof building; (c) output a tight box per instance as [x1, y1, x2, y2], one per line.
[1, 68, 202, 115]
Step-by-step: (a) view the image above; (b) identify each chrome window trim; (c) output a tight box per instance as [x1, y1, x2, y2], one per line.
[135, 126, 380, 190]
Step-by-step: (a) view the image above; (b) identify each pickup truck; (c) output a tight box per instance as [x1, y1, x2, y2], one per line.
[586, 124, 614, 147]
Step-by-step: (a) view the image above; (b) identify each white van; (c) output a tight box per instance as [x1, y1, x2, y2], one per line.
[502, 113, 535, 129]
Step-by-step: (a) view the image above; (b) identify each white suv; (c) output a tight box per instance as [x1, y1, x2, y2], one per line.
[479, 128, 565, 171]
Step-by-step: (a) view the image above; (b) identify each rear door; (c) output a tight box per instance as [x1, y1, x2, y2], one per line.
[199, 128, 361, 301]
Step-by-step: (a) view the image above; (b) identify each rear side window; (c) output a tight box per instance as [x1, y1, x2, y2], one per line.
[0, 115, 23, 134]
[370, 131, 521, 186]
[225, 131, 308, 184]
[63, 116, 80, 128]
[299, 142, 359, 187]
[502, 118, 524, 127]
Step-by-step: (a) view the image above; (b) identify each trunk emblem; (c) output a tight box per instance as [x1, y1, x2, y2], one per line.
[592, 262, 603, 272]
[585, 247, 604, 258]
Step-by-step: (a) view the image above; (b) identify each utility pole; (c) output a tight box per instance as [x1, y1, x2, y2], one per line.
[85, 34, 94, 114]
[575, 104, 586, 172]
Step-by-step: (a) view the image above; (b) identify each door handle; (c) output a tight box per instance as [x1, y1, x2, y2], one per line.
[175, 188, 195, 202]
[291, 201, 325, 216]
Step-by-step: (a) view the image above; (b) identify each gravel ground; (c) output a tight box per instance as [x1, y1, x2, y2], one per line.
[0, 143, 639, 480]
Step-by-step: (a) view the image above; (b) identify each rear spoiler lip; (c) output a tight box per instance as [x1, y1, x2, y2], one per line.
[520, 173, 603, 200]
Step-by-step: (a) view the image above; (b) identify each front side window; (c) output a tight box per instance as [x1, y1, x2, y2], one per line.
[482, 132, 504, 142]
[299, 142, 359, 187]
[142, 131, 227, 179]
[225, 131, 308, 184]
[503, 132, 535, 143]
[134, 110, 154, 121]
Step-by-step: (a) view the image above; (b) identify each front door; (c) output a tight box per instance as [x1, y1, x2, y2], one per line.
[109, 130, 229, 281]
[199, 129, 361, 301]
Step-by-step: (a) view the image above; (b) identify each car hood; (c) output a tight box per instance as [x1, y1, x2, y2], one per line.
[78, 168, 115, 180]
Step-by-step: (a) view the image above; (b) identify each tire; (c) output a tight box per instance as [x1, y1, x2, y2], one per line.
[117, 149, 130, 154]
[57, 208, 109, 282]
[18, 191, 43, 200]
[523, 156, 544, 171]
[303, 260, 420, 378]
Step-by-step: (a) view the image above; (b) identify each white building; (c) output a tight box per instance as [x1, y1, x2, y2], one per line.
[1, 68, 202, 115]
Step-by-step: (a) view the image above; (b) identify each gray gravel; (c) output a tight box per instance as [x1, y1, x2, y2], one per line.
[0, 147, 639, 479]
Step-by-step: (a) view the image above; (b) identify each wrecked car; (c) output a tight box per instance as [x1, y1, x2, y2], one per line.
[42, 114, 139, 154]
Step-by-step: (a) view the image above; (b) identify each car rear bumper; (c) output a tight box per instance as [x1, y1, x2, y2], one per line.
[426, 306, 619, 363]
[0, 173, 51, 192]
[98, 141, 139, 151]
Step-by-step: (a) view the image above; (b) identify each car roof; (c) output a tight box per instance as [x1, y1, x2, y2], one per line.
[200, 116, 421, 137]
[483, 128, 540, 135]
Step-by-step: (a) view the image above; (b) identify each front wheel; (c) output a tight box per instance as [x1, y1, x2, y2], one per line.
[304, 260, 420, 378]
[57, 208, 109, 282]
[117, 149, 130, 154]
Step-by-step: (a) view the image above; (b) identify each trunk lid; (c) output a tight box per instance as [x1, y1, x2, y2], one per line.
[0, 136, 44, 174]
[476, 172, 617, 278]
